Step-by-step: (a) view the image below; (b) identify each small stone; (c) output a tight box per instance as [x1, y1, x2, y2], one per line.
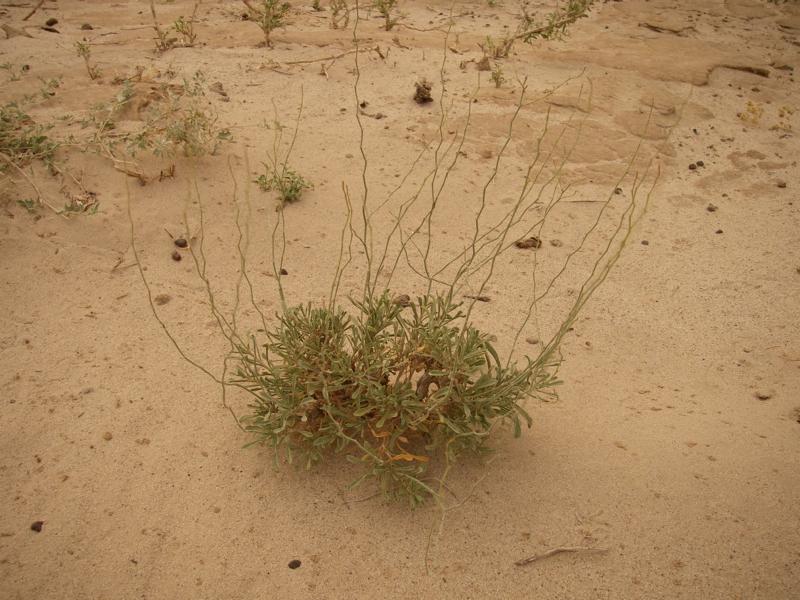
[392, 294, 411, 307]
[549, 239, 563, 247]
[755, 390, 773, 401]
[706, 203, 718, 212]
[413, 79, 433, 104]
[614, 187, 623, 195]
[174, 238, 188, 248]
[81, 23, 94, 30]
[696, 160, 705, 167]
[45, 18, 58, 26]
[525, 337, 539, 345]
[30, 521, 43, 533]
[514, 236, 542, 249]
[688, 163, 697, 170]
[641, 240, 649, 246]
[154, 294, 172, 306]
[715, 229, 723, 234]
[288, 559, 302, 569]
[279, 268, 288, 275]
[102, 431, 113, 441]
[776, 180, 787, 188]
[171, 250, 182, 261]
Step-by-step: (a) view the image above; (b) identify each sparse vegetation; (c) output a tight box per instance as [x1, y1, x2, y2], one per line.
[490, 63, 505, 88]
[256, 165, 311, 203]
[129, 29, 656, 507]
[242, 0, 291, 47]
[373, 0, 399, 31]
[75, 41, 101, 80]
[516, 0, 594, 42]
[330, 0, 350, 29]
[738, 100, 763, 125]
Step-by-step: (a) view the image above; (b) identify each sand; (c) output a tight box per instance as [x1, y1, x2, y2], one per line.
[1, 0, 799, 598]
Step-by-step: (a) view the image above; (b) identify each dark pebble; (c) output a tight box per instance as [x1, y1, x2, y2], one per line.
[280, 268, 288, 275]
[777, 181, 787, 188]
[688, 163, 697, 170]
[614, 187, 623, 195]
[31, 521, 43, 533]
[696, 160, 705, 167]
[707, 203, 718, 212]
[45, 18, 58, 26]
[514, 236, 542, 249]
[174, 238, 188, 248]
[171, 250, 182, 261]
[715, 229, 723, 234]
[288, 559, 301, 569]
[81, 23, 94, 30]
[641, 240, 649, 245]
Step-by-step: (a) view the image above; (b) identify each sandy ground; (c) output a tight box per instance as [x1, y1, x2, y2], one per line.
[1, 0, 799, 598]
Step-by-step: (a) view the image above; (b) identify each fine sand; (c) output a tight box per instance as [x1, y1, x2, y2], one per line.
[1, 1, 799, 598]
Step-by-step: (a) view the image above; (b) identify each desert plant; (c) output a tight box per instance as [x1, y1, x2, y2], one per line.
[149, 0, 177, 52]
[242, 0, 291, 47]
[235, 291, 547, 504]
[174, 1, 201, 46]
[373, 0, 398, 31]
[255, 166, 311, 203]
[83, 71, 231, 182]
[129, 13, 659, 509]
[75, 41, 101, 80]
[0, 62, 29, 82]
[516, 0, 593, 42]
[330, 0, 350, 28]
[490, 63, 505, 88]
[480, 34, 514, 59]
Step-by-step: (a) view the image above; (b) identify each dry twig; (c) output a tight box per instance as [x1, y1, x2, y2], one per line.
[515, 546, 608, 567]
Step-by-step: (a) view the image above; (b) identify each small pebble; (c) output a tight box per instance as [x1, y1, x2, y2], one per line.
[549, 239, 563, 247]
[755, 390, 773, 401]
[171, 250, 182, 262]
[776, 180, 787, 188]
[30, 521, 44, 533]
[174, 238, 188, 248]
[641, 240, 649, 246]
[715, 229, 723, 234]
[280, 268, 288, 275]
[288, 559, 302, 569]
[525, 337, 539, 345]
[696, 160, 705, 167]
[154, 294, 172, 306]
[45, 17, 58, 26]
[688, 163, 697, 170]
[103, 431, 113, 441]
[81, 23, 94, 30]
[706, 203, 718, 212]
[614, 187, 623, 195]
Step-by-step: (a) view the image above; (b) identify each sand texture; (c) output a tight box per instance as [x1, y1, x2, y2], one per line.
[1, 0, 799, 598]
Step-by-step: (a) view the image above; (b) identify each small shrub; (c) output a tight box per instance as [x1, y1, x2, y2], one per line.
[373, 0, 398, 31]
[242, 0, 291, 47]
[0, 101, 58, 169]
[490, 63, 505, 88]
[330, 0, 349, 28]
[236, 292, 543, 505]
[75, 41, 101, 80]
[256, 165, 311, 203]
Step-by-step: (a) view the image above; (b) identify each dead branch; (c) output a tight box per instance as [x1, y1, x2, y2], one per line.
[21, 0, 43, 20]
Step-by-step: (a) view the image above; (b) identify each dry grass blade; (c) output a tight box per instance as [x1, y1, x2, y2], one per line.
[514, 546, 609, 567]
